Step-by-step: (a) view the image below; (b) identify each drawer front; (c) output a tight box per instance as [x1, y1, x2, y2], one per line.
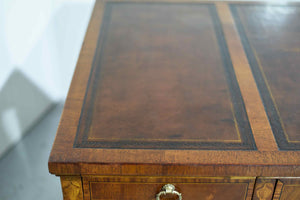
[83, 176, 255, 200]
[273, 179, 300, 200]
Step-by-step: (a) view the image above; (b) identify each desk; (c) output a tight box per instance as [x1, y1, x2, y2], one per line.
[49, 1, 300, 199]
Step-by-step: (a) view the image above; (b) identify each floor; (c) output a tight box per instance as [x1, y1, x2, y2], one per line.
[0, 103, 64, 200]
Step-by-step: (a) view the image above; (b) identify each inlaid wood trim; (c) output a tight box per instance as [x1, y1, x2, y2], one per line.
[216, 2, 277, 151]
[83, 175, 256, 182]
[271, 180, 283, 200]
[61, 176, 84, 200]
[273, 178, 300, 200]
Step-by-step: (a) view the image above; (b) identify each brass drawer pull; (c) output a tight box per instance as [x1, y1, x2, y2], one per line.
[156, 184, 182, 200]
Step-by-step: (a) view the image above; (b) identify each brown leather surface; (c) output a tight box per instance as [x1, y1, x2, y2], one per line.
[74, 2, 255, 150]
[232, 5, 300, 150]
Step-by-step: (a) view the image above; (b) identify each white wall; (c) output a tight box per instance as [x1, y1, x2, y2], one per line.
[0, 70, 54, 158]
[0, 0, 95, 158]
[0, 0, 95, 100]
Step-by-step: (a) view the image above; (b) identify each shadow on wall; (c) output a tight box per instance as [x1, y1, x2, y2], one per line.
[0, 69, 54, 158]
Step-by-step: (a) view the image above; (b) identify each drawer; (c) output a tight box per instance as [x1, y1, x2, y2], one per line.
[83, 176, 255, 200]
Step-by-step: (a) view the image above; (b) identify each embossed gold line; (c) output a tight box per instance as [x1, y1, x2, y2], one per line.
[216, 2, 278, 151]
[230, 100, 242, 141]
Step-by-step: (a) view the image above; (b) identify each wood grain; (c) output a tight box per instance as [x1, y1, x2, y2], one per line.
[83, 176, 255, 200]
[216, 2, 277, 151]
[61, 176, 83, 200]
[273, 178, 300, 200]
[252, 178, 276, 200]
[272, 180, 284, 200]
